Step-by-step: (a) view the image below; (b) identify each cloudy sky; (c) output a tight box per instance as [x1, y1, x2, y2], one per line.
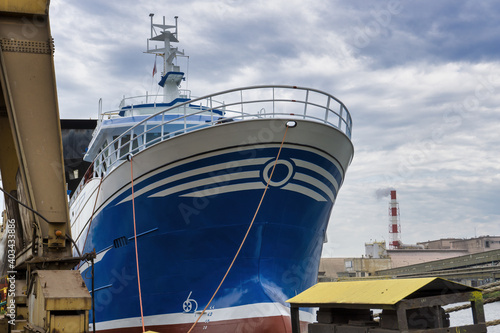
[3, 0, 499, 257]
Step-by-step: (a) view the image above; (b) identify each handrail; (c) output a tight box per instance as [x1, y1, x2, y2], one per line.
[116, 89, 192, 111]
[69, 85, 352, 204]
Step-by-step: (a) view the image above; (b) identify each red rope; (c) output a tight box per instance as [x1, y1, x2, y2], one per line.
[187, 125, 290, 333]
[130, 155, 146, 332]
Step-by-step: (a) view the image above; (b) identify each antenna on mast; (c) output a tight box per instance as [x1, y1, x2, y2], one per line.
[175, 16, 179, 38]
[149, 13, 154, 38]
[145, 14, 185, 103]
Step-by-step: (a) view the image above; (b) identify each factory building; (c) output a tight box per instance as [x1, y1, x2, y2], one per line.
[320, 236, 499, 280]
[418, 236, 500, 254]
[319, 190, 500, 280]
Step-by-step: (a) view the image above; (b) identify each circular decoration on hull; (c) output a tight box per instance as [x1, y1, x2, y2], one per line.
[262, 159, 294, 187]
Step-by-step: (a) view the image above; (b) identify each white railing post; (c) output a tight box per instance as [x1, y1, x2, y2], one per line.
[106, 150, 111, 174]
[272, 87, 275, 116]
[210, 97, 213, 123]
[325, 96, 331, 124]
[161, 112, 165, 140]
[240, 90, 244, 120]
[304, 89, 309, 119]
[129, 129, 134, 154]
[98, 98, 102, 120]
[338, 104, 343, 130]
[347, 113, 352, 138]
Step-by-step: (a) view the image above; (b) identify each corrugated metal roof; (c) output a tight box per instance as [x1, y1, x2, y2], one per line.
[287, 277, 478, 306]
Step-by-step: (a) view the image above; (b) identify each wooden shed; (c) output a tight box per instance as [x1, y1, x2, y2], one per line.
[287, 277, 486, 333]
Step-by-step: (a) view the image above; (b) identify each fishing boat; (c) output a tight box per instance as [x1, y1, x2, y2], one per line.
[70, 14, 354, 332]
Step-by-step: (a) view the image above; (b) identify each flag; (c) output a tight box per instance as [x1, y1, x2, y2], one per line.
[152, 55, 157, 77]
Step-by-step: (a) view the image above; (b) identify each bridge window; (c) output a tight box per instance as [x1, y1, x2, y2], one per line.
[114, 135, 139, 159]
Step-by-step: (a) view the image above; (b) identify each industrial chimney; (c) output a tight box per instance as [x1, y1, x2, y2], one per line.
[388, 190, 402, 249]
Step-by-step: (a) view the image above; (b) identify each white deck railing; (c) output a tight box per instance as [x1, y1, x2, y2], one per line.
[70, 85, 352, 203]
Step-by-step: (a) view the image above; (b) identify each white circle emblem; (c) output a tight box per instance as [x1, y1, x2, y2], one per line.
[263, 159, 294, 187]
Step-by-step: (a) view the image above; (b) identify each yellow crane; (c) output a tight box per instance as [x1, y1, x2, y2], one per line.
[0, 1, 91, 332]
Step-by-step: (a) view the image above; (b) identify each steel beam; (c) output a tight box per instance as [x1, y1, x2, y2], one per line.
[0, 0, 70, 255]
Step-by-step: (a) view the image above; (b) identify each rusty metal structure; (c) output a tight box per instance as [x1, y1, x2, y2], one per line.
[0, 0, 91, 332]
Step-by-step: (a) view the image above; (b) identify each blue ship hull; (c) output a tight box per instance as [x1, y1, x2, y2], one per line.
[74, 120, 350, 332]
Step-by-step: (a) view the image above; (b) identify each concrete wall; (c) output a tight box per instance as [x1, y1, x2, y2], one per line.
[450, 236, 500, 254]
[418, 236, 500, 254]
[319, 258, 345, 279]
[418, 238, 460, 250]
[320, 257, 392, 279]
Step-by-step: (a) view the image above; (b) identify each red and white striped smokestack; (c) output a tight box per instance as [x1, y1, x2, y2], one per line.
[389, 190, 402, 249]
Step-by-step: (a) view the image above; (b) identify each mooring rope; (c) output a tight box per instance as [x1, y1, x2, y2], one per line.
[480, 280, 500, 290]
[186, 124, 291, 333]
[487, 319, 500, 327]
[483, 285, 500, 294]
[130, 155, 146, 332]
[445, 295, 500, 313]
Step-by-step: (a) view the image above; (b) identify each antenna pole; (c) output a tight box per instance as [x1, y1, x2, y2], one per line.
[175, 16, 178, 38]
[149, 13, 154, 38]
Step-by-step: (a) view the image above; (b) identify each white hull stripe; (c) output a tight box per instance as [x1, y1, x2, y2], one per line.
[154, 158, 338, 202]
[180, 182, 266, 198]
[107, 144, 343, 209]
[93, 302, 315, 330]
[291, 158, 340, 192]
[179, 181, 328, 202]
[123, 143, 343, 193]
[149, 171, 261, 198]
[117, 158, 271, 205]
[293, 172, 334, 202]
[129, 155, 341, 203]
[282, 183, 327, 202]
